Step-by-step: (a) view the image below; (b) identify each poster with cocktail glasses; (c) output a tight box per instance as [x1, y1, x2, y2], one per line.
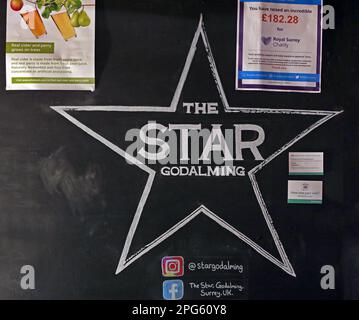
[6, 0, 95, 91]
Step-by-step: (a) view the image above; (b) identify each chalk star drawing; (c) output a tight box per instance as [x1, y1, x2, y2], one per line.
[52, 15, 343, 277]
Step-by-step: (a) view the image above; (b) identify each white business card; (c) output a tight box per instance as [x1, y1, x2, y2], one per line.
[289, 152, 324, 176]
[288, 180, 323, 204]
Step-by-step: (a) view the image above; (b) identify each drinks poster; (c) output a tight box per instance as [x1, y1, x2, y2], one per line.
[6, 0, 95, 91]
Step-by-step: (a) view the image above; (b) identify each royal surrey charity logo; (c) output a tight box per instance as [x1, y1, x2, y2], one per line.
[261, 36, 272, 46]
[51, 15, 342, 278]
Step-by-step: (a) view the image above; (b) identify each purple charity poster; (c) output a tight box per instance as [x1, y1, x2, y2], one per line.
[236, 0, 322, 93]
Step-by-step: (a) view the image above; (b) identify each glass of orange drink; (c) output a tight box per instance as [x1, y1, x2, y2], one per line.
[20, 8, 47, 39]
[51, 10, 77, 41]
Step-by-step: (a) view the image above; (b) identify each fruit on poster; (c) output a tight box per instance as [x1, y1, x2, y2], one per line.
[71, 10, 80, 27]
[71, 8, 91, 28]
[10, 0, 24, 11]
[78, 8, 91, 27]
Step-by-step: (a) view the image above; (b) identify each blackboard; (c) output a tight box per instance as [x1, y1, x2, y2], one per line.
[0, 0, 357, 300]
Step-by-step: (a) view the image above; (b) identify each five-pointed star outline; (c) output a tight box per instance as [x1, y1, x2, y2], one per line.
[51, 15, 343, 277]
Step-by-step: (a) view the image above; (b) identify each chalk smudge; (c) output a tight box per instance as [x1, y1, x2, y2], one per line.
[40, 147, 106, 217]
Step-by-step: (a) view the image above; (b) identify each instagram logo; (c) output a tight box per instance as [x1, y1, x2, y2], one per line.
[162, 256, 184, 277]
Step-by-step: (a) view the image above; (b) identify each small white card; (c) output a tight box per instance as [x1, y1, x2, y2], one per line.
[288, 180, 323, 204]
[289, 152, 324, 176]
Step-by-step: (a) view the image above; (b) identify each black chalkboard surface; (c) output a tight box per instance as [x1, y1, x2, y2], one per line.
[0, 0, 357, 300]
